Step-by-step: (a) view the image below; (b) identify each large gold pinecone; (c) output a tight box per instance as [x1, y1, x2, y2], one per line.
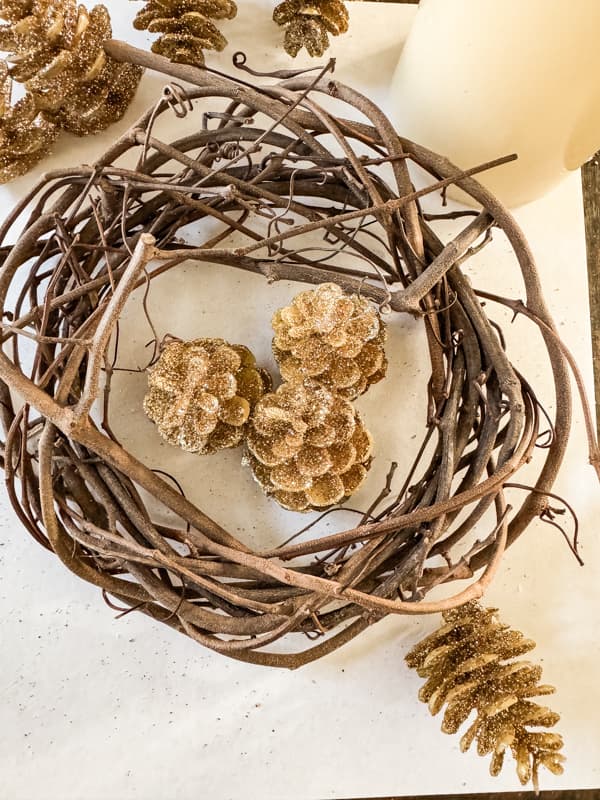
[406, 602, 565, 791]
[0, 60, 58, 182]
[144, 338, 271, 455]
[272, 283, 387, 401]
[273, 0, 349, 57]
[0, 0, 142, 135]
[133, 0, 238, 66]
[244, 378, 372, 511]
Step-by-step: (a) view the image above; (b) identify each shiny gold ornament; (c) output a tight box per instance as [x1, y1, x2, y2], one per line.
[244, 378, 372, 511]
[144, 338, 271, 455]
[133, 0, 237, 66]
[272, 283, 387, 401]
[0, 0, 142, 136]
[406, 602, 565, 791]
[0, 60, 58, 182]
[273, 0, 349, 57]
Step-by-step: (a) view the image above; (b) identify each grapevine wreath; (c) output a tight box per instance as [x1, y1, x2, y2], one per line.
[1, 39, 598, 788]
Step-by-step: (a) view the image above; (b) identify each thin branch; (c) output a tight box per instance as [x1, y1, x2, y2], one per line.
[73, 234, 157, 423]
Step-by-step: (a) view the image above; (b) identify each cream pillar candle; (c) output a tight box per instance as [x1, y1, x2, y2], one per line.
[391, 0, 600, 207]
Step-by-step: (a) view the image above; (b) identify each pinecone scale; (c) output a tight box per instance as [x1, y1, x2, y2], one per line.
[244, 378, 372, 511]
[273, 0, 349, 57]
[273, 283, 387, 401]
[0, 0, 142, 135]
[0, 60, 58, 182]
[406, 602, 565, 790]
[144, 338, 271, 455]
[133, 0, 238, 66]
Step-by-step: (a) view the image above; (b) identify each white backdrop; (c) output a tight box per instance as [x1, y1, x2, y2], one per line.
[1, 3, 599, 799]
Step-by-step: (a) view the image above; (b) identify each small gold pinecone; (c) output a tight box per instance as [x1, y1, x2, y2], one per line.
[0, 0, 142, 135]
[144, 338, 271, 455]
[133, 0, 238, 66]
[0, 60, 58, 182]
[406, 602, 565, 791]
[272, 283, 387, 401]
[244, 378, 373, 511]
[273, 0, 349, 58]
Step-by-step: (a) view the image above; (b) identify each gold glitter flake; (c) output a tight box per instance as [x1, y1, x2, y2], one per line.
[273, 0, 349, 58]
[406, 602, 565, 791]
[244, 378, 372, 512]
[133, 0, 238, 67]
[273, 283, 387, 401]
[144, 338, 271, 455]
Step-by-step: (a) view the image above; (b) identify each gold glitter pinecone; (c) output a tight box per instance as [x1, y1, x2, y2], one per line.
[0, 60, 58, 182]
[133, 0, 237, 66]
[244, 378, 373, 511]
[0, 0, 142, 135]
[406, 602, 565, 791]
[144, 338, 271, 455]
[272, 283, 387, 401]
[273, 0, 349, 57]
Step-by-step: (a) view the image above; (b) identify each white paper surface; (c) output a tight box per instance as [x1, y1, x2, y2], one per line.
[1, 3, 599, 799]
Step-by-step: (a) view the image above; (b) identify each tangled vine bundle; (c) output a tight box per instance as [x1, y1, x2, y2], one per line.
[0, 41, 586, 669]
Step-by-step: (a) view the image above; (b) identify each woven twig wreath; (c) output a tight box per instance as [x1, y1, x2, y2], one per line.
[0, 45, 576, 669]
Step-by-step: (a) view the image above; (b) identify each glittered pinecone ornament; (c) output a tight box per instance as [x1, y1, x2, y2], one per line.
[244, 378, 372, 511]
[0, 60, 58, 182]
[144, 338, 271, 455]
[273, 0, 349, 57]
[133, 0, 237, 66]
[406, 602, 565, 791]
[0, 0, 142, 135]
[272, 283, 387, 401]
